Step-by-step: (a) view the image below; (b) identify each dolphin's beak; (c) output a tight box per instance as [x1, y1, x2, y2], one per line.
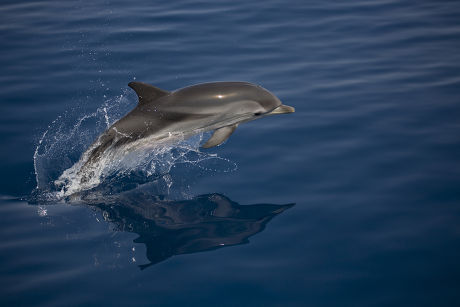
[269, 104, 295, 115]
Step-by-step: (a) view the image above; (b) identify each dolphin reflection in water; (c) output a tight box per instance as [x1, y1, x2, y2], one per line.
[82, 190, 294, 269]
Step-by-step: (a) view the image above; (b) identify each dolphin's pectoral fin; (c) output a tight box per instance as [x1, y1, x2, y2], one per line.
[202, 124, 238, 149]
[128, 82, 170, 106]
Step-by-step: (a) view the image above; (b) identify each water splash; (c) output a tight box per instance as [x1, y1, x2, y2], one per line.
[33, 91, 236, 202]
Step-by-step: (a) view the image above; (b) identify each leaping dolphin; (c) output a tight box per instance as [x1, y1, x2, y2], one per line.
[82, 81, 294, 171]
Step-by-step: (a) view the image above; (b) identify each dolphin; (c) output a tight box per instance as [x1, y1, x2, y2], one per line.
[82, 81, 294, 170]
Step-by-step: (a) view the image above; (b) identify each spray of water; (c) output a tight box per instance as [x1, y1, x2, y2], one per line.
[33, 91, 236, 202]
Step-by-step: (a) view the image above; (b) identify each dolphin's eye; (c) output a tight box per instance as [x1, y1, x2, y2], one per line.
[254, 112, 262, 116]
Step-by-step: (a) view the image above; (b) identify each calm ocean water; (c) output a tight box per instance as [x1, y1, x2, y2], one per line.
[1, 0, 460, 305]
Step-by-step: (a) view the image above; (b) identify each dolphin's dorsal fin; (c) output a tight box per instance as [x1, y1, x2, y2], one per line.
[202, 124, 238, 148]
[128, 82, 170, 106]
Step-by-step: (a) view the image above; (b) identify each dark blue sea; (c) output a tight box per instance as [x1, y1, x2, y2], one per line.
[1, 0, 460, 306]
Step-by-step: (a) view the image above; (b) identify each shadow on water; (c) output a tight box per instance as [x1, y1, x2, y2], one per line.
[59, 185, 294, 270]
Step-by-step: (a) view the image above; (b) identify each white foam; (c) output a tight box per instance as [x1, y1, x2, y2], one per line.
[33, 92, 237, 200]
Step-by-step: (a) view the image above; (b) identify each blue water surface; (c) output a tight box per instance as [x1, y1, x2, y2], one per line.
[1, 0, 460, 306]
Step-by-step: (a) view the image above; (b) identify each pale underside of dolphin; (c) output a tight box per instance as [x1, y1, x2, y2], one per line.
[81, 81, 295, 172]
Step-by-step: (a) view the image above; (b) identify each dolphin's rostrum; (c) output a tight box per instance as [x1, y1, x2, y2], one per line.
[83, 81, 294, 171]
